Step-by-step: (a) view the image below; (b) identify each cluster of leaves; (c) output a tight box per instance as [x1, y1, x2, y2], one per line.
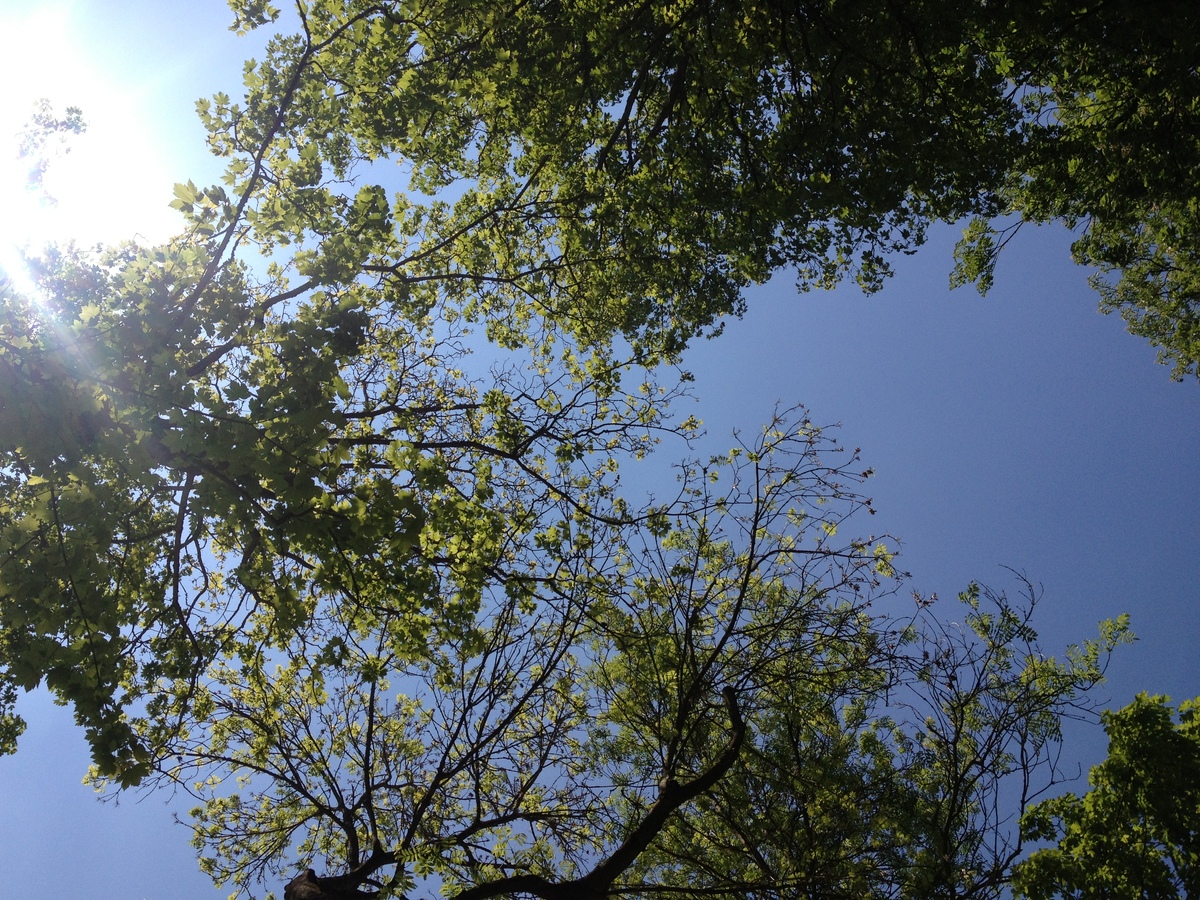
[633, 577, 1133, 900]
[205, 0, 1200, 375]
[1015, 693, 1200, 900]
[194, 0, 1030, 361]
[15, 98, 86, 198]
[0, 235, 679, 784]
[950, 1, 1200, 378]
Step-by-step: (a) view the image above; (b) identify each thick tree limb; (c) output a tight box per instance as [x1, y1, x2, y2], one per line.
[453, 687, 745, 900]
[281, 689, 744, 900]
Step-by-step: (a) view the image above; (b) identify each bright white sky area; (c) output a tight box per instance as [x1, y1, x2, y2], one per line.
[0, 3, 1197, 900]
[0, 5, 174, 284]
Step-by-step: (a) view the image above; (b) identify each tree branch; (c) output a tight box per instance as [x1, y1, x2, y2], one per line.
[450, 688, 746, 900]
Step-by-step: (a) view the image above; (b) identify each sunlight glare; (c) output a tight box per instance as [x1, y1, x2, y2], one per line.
[0, 1, 182, 294]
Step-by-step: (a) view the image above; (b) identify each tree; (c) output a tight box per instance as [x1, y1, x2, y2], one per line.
[952, 0, 1200, 380]
[82, 411, 1126, 900]
[629, 580, 1134, 900]
[1, 0, 1017, 777]
[198, 0, 1024, 359]
[1014, 693, 1200, 900]
[116, 410, 898, 897]
[197, 0, 1200, 372]
[0, 232, 698, 782]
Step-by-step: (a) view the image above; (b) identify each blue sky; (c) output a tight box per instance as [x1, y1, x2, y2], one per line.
[0, 2, 1197, 898]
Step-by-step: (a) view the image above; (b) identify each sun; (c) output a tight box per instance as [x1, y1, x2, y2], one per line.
[0, 5, 82, 291]
[0, 1, 182, 295]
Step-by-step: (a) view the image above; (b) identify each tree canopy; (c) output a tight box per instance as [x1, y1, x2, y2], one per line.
[0, 236, 1133, 897]
[0, 0, 1185, 897]
[1014, 693, 1200, 900]
[952, 0, 1200, 379]
[193, 0, 1200, 372]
